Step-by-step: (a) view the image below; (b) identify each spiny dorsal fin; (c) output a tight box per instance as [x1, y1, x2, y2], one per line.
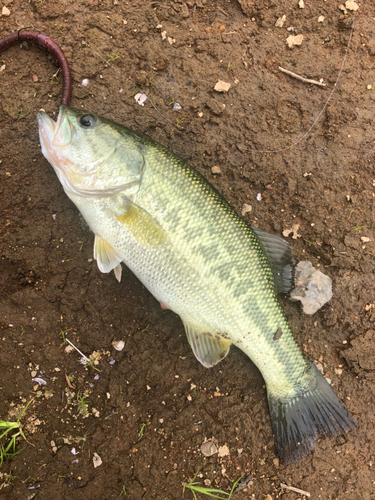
[184, 321, 231, 368]
[252, 227, 295, 294]
[94, 235, 123, 281]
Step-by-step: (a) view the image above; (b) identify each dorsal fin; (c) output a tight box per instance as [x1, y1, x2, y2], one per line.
[252, 227, 295, 294]
[183, 321, 231, 368]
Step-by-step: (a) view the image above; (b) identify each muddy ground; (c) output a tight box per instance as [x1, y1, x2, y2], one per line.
[0, 0, 374, 499]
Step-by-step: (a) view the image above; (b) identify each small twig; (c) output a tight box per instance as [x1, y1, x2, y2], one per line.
[65, 338, 90, 363]
[234, 474, 253, 493]
[217, 6, 229, 17]
[280, 483, 311, 497]
[278, 66, 326, 87]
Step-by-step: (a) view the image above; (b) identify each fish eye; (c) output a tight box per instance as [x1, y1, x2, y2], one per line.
[79, 114, 97, 128]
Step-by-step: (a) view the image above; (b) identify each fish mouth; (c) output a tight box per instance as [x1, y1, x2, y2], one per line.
[38, 106, 141, 198]
[37, 105, 75, 153]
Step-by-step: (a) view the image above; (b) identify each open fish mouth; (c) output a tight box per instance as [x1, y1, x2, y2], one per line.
[37, 105, 76, 153]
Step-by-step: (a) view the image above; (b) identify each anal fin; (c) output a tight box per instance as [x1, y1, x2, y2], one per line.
[94, 235, 123, 281]
[184, 321, 231, 368]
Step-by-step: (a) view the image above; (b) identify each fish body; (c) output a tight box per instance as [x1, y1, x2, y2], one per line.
[38, 106, 356, 463]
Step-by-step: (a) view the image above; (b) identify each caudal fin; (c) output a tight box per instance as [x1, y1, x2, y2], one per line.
[267, 362, 356, 464]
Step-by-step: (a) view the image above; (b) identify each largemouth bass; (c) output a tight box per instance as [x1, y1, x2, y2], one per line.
[38, 106, 356, 463]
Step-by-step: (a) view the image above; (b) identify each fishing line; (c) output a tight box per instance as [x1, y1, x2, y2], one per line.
[89, 12, 356, 155]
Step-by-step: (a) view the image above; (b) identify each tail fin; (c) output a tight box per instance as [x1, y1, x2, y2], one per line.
[267, 362, 356, 464]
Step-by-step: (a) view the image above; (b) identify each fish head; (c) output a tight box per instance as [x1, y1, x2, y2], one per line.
[37, 105, 145, 198]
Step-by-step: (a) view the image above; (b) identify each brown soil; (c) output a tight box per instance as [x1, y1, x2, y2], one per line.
[0, 1, 374, 499]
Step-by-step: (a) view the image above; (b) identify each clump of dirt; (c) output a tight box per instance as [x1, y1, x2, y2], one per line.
[1, 1, 375, 499]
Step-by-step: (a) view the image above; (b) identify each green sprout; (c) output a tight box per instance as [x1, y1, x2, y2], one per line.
[119, 485, 127, 496]
[106, 54, 119, 62]
[0, 400, 33, 467]
[59, 329, 71, 348]
[176, 118, 184, 127]
[76, 393, 89, 416]
[182, 473, 243, 499]
[141, 324, 149, 332]
[83, 355, 101, 372]
[355, 225, 370, 231]
[17, 110, 25, 120]
[50, 73, 61, 85]
[138, 422, 148, 440]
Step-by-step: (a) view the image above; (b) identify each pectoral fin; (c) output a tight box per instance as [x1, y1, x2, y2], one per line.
[184, 321, 231, 368]
[115, 201, 167, 247]
[94, 235, 123, 282]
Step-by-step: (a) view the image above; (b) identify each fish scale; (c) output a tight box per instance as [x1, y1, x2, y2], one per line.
[137, 146, 303, 383]
[37, 105, 356, 463]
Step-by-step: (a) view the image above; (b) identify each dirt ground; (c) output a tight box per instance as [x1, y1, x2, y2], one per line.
[0, 0, 374, 499]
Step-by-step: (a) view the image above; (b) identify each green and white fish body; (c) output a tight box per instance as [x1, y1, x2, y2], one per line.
[38, 106, 356, 463]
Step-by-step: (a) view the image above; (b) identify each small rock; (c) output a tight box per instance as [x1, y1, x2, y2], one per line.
[173, 102, 182, 111]
[318, 15, 325, 23]
[286, 34, 304, 49]
[93, 452, 102, 468]
[273, 457, 280, 468]
[31, 370, 37, 377]
[361, 237, 371, 243]
[345, 0, 359, 11]
[197, 111, 203, 118]
[298, 0, 304, 8]
[211, 166, 221, 175]
[241, 204, 252, 216]
[2, 6, 11, 16]
[214, 80, 231, 93]
[65, 345, 74, 353]
[32, 74, 38, 82]
[200, 440, 218, 457]
[290, 261, 333, 315]
[275, 15, 286, 28]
